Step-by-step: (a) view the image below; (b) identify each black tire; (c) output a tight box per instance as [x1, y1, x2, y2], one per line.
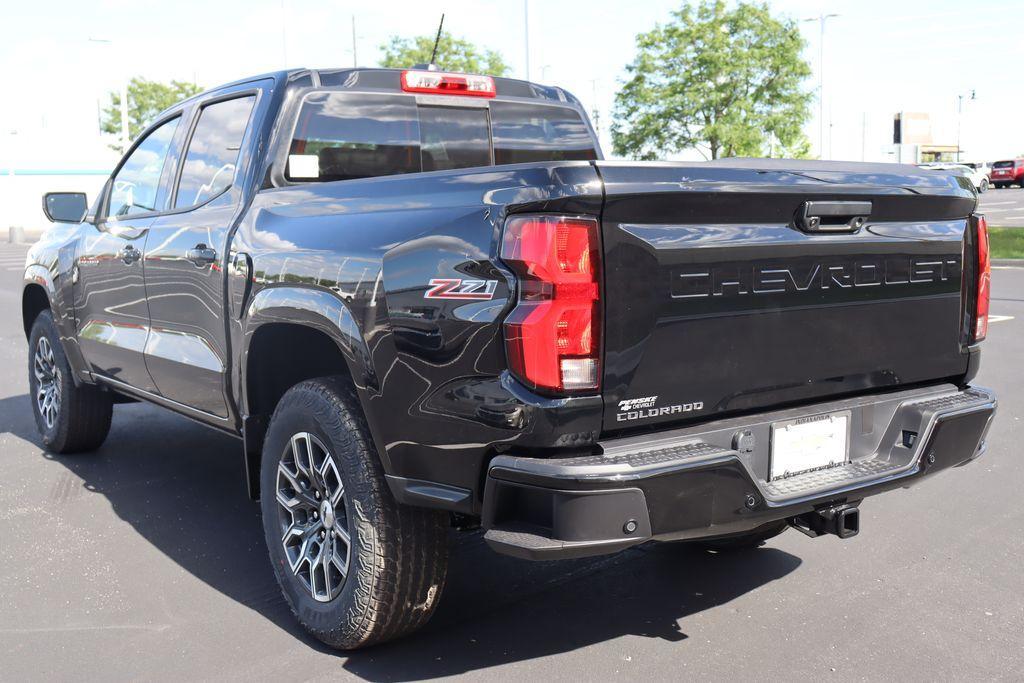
[28, 310, 112, 453]
[260, 377, 449, 650]
[695, 520, 789, 551]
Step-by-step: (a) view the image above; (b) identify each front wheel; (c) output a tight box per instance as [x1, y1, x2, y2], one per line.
[28, 310, 112, 453]
[261, 377, 449, 650]
[979, 179, 989, 193]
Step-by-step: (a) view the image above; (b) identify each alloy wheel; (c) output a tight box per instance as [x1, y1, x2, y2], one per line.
[33, 336, 61, 430]
[276, 432, 351, 602]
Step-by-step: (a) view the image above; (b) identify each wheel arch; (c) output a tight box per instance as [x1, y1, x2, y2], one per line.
[22, 281, 51, 339]
[240, 286, 383, 499]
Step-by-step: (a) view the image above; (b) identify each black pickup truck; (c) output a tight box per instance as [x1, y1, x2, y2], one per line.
[26, 67, 996, 649]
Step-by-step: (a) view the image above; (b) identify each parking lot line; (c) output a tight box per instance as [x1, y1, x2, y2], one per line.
[989, 315, 1014, 324]
[982, 201, 1016, 206]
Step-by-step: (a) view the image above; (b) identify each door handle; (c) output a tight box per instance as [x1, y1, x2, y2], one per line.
[119, 245, 141, 265]
[186, 244, 218, 267]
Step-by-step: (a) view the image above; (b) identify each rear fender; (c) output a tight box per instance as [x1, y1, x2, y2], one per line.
[240, 286, 389, 473]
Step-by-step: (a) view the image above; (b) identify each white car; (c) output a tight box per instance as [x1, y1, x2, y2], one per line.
[918, 163, 989, 193]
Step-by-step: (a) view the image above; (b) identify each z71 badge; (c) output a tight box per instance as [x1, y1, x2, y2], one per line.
[424, 278, 498, 301]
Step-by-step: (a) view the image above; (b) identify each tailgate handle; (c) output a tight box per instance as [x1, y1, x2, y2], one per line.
[797, 201, 872, 232]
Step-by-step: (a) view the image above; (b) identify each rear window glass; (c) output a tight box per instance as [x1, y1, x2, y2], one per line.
[491, 101, 598, 164]
[287, 93, 419, 182]
[419, 106, 490, 172]
[285, 91, 598, 183]
[993, 161, 1014, 168]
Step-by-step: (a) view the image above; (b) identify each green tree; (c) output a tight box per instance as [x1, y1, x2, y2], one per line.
[102, 77, 202, 151]
[379, 31, 509, 76]
[612, 0, 812, 160]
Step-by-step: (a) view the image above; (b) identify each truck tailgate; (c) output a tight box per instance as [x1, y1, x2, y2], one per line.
[596, 160, 978, 434]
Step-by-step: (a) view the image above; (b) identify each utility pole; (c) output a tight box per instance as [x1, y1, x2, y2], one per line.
[351, 15, 358, 67]
[523, 0, 530, 80]
[804, 13, 839, 160]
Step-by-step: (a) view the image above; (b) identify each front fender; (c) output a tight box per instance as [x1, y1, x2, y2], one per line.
[24, 255, 91, 386]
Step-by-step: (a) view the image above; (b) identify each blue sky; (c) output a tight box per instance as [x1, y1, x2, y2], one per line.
[2, 0, 1021, 166]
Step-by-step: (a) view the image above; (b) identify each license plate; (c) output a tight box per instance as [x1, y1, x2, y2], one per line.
[770, 411, 850, 480]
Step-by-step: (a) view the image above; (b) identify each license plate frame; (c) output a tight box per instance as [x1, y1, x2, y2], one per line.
[769, 410, 851, 481]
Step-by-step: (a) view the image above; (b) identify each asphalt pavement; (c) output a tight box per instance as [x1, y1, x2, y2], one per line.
[979, 185, 1024, 227]
[1, 242, 1022, 681]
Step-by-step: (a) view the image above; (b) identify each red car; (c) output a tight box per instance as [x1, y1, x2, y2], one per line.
[991, 159, 1024, 188]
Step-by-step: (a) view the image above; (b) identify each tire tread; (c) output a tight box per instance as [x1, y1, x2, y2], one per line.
[263, 377, 448, 650]
[29, 310, 112, 454]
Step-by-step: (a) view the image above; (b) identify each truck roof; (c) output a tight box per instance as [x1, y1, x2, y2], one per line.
[163, 67, 585, 118]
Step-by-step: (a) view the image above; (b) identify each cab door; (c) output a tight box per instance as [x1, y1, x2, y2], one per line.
[74, 114, 184, 392]
[142, 90, 260, 418]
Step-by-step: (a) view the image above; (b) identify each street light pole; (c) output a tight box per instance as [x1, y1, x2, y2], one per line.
[956, 89, 975, 163]
[119, 80, 129, 153]
[280, 0, 288, 65]
[352, 15, 358, 67]
[89, 37, 130, 154]
[804, 13, 839, 160]
[523, 0, 530, 80]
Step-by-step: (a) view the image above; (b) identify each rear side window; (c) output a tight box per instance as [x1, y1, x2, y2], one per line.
[287, 93, 419, 182]
[285, 91, 598, 183]
[491, 101, 597, 165]
[108, 116, 180, 218]
[174, 96, 256, 208]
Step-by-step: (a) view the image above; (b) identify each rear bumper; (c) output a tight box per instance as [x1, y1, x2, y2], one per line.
[482, 385, 996, 560]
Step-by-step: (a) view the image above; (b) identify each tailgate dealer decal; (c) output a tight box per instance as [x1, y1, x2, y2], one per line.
[616, 396, 704, 422]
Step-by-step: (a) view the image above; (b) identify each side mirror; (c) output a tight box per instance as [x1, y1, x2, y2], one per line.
[42, 192, 88, 223]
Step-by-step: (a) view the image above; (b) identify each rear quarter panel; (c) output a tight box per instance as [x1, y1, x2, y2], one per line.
[232, 163, 603, 497]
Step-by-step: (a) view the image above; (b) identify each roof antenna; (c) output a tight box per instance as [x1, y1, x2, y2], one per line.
[428, 13, 445, 68]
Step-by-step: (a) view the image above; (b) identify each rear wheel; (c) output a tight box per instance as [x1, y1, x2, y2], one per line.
[979, 179, 989, 193]
[261, 377, 449, 650]
[28, 310, 112, 453]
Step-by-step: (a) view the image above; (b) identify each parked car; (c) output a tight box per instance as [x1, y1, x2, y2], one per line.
[963, 161, 992, 180]
[990, 159, 1024, 188]
[25, 67, 997, 650]
[918, 162, 989, 192]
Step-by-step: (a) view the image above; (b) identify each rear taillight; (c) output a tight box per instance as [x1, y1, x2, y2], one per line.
[500, 215, 601, 393]
[973, 214, 990, 342]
